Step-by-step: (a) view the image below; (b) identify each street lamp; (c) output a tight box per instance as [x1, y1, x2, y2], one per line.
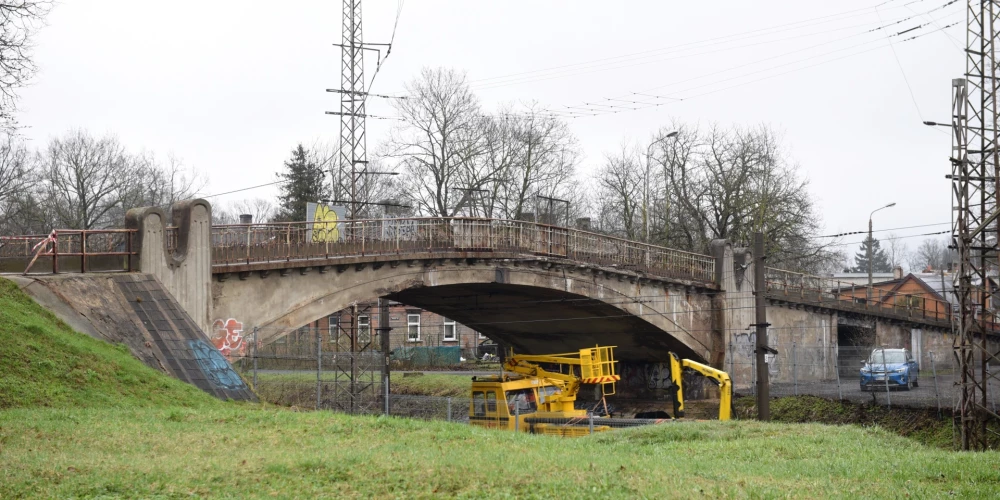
[644, 130, 679, 242]
[867, 202, 896, 302]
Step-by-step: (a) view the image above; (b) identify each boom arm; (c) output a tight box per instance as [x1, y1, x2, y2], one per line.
[504, 347, 620, 407]
[668, 352, 732, 421]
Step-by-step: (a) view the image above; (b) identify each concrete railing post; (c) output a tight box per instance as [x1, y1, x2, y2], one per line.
[125, 199, 214, 334]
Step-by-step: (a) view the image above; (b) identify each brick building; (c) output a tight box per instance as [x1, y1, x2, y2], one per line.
[272, 301, 490, 360]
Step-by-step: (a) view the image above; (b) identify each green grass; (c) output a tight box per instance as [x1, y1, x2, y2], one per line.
[0, 277, 216, 409]
[1, 406, 998, 498]
[243, 371, 472, 407]
[733, 395, 997, 450]
[391, 373, 472, 397]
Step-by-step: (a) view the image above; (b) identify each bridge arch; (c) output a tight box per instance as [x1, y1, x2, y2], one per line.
[211, 256, 718, 362]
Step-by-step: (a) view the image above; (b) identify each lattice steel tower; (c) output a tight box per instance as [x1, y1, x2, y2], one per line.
[331, 0, 367, 219]
[951, 0, 1000, 451]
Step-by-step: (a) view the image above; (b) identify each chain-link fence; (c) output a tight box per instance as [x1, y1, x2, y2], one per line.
[725, 341, 1000, 414]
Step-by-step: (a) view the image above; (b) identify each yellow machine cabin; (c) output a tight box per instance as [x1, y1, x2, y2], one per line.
[469, 346, 620, 436]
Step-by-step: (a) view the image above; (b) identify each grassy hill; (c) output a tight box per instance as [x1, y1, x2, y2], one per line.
[0, 276, 998, 498]
[0, 277, 215, 409]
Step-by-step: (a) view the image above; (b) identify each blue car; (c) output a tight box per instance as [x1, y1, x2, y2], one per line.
[860, 348, 919, 391]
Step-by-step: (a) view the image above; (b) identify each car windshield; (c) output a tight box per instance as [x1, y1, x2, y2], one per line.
[868, 351, 905, 364]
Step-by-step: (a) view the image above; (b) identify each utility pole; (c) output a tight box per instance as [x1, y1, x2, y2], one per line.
[867, 203, 896, 302]
[377, 298, 391, 415]
[753, 232, 770, 420]
[949, 0, 1000, 451]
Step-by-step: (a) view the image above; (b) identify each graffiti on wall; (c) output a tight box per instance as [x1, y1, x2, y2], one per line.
[306, 202, 347, 243]
[620, 362, 674, 391]
[381, 219, 418, 240]
[732, 330, 780, 376]
[188, 339, 247, 390]
[212, 318, 248, 359]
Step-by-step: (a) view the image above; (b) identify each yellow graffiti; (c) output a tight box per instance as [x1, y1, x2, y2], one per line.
[312, 204, 340, 242]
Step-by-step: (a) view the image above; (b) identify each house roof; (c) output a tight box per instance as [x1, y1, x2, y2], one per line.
[875, 273, 948, 305]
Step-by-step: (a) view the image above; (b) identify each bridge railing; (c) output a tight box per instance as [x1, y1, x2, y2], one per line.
[0, 229, 136, 274]
[206, 218, 716, 283]
[764, 267, 953, 323]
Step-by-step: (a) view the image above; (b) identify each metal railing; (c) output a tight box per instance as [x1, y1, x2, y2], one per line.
[764, 267, 953, 322]
[206, 218, 717, 283]
[2, 229, 136, 274]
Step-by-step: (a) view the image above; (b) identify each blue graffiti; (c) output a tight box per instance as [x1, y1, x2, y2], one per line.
[188, 339, 247, 391]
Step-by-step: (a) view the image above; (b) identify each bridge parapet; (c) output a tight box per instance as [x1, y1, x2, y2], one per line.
[196, 217, 717, 284]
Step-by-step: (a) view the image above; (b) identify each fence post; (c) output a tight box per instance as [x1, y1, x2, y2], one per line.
[728, 341, 735, 389]
[316, 327, 322, 411]
[80, 231, 87, 273]
[751, 349, 757, 397]
[792, 341, 798, 396]
[515, 404, 520, 432]
[589, 413, 594, 435]
[447, 397, 452, 422]
[252, 326, 258, 390]
[52, 232, 59, 274]
[882, 349, 891, 408]
[384, 380, 390, 417]
[835, 344, 842, 400]
[930, 351, 941, 419]
[126, 232, 133, 272]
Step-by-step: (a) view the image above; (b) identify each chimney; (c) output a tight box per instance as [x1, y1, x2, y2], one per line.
[575, 217, 592, 231]
[893, 266, 904, 279]
[239, 214, 253, 224]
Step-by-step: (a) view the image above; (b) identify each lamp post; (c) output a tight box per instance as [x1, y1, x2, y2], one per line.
[867, 202, 896, 301]
[644, 130, 678, 242]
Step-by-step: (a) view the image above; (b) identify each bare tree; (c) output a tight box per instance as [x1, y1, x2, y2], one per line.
[385, 68, 487, 217]
[593, 143, 645, 240]
[0, 131, 36, 231]
[38, 130, 139, 229]
[0, 1, 51, 128]
[492, 105, 580, 222]
[908, 237, 956, 272]
[594, 123, 835, 273]
[34, 130, 204, 230]
[213, 198, 276, 225]
[885, 233, 910, 272]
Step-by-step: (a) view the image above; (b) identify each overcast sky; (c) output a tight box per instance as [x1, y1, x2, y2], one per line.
[17, 0, 963, 255]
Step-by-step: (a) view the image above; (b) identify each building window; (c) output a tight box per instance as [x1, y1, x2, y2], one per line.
[358, 315, 371, 343]
[407, 314, 421, 341]
[443, 318, 457, 341]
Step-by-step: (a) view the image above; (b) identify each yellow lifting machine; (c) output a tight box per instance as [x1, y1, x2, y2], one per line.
[468, 346, 732, 436]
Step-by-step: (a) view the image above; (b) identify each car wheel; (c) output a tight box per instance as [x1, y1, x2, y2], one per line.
[905, 376, 913, 391]
[860, 384, 867, 392]
[913, 377, 919, 388]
